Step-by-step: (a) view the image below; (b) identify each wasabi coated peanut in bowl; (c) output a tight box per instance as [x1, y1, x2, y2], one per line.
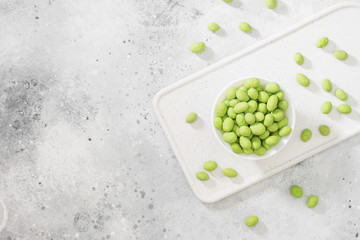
[212, 77, 296, 160]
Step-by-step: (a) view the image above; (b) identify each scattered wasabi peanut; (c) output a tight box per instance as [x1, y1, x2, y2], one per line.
[190, 42, 206, 54]
[316, 37, 329, 48]
[208, 23, 220, 32]
[321, 102, 332, 114]
[245, 216, 259, 227]
[335, 89, 348, 101]
[223, 168, 238, 178]
[203, 161, 218, 171]
[265, 0, 277, 9]
[307, 195, 319, 208]
[186, 112, 198, 123]
[290, 185, 303, 198]
[239, 22, 252, 33]
[334, 50, 348, 61]
[296, 73, 310, 87]
[319, 125, 330, 136]
[338, 104, 352, 114]
[196, 171, 209, 181]
[321, 79, 332, 92]
[301, 129, 312, 142]
[294, 52, 304, 65]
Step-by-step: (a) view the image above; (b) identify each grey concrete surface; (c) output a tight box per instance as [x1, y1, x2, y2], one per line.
[0, 0, 359, 239]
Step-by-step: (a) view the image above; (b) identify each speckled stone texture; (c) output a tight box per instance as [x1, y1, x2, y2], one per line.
[0, 0, 359, 239]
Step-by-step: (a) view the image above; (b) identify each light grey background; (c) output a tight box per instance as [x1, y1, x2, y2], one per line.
[0, 0, 359, 239]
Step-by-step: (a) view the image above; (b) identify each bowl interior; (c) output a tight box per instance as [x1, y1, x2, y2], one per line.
[211, 77, 296, 160]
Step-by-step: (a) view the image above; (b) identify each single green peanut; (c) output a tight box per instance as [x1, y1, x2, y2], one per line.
[316, 37, 328, 48]
[245, 216, 259, 227]
[223, 99, 230, 106]
[307, 195, 319, 208]
[290, 185, 303, 198]
[236, 89, 250, 102]
[213, 117, 223, 130]
[233, 125, 240, 136]
[229, 99, 240, 107]
[265, 82, 280, 93]
[208, 23, 220, 32]
[265, 135, 279, 146]
[239, 86, 248, 91]
[271, 109, 284, 121]
[240, 136, 252, 149]
[190, 42, 206, 54]
[223, 132, 238, 144]
[262, 140, 271, 150]
[231, 143, 243, 154]
[196, 171, 209, 181]
[226, 87, 237, 100]
[244, 78, 260, 88]
[263, 114, 274, 127]
[216, 102, 227, 117]
[243, 148, 253, 154]
[245, 113, 255, 125]
[239, 126, 251, 137]
[334, 50, 348, 61]
[301, 129, 312, 142]
[236, 113, 247, 126]
[296, 73, 310, 87]
[321, 79, 332, 92]
[338, 104, 352, 114]
[294, 52, 304, 65]
[259, 130, 270, 140]
[223, 168, 238, 178]
[267, 95, 278, 112]
[247, 100, 258, 113]
[278, 100, 288, 111]
[234, 102, 249, 113]
[250, 123, 266, 136]
[335, 89, 348, 101]
[227, 107, 237, 119]
[239, 22, 252, 33]
[254, 147, 266, 156]
[267, 122, 279, 132]
[279, 126, 292, 137]
[321, 102, 332, 114]
[223, 117, 234, 132]
[275, 90, 284, 100]
[319, 125, 330, 136]
[248, 88, 259, 100]
[223, 0, 232, 3]
[186, 112, 198, 123]
[258, 91, 269, 103]
[256, 85, 263, 92]
[258, 103, 267, 114]
[265, 0, 277, 9]
[254, 112, 265, 122]
[251, 137, 261, 150]
[277, 117, 288, 129]
[203, 161, 217, 171]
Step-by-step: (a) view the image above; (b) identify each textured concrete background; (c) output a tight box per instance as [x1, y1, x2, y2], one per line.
[0, 0, 359, 239]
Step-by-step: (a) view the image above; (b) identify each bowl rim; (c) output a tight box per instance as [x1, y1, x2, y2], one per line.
[211, 76, 296, 160]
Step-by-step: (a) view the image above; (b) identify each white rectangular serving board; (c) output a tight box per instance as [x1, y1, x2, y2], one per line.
[153, 2, 360, 203]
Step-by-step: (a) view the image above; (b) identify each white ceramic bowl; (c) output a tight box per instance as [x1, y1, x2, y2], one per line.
[211, 77, 296, 160]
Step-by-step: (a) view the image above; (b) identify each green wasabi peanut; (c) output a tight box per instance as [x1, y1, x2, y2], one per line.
[223, 99, 230, 106]
[267, 122, 279, 132]
[244, 78, 260, 88]
[240, 136, 252, 149]
[290, 185, 303, 198]
[277, 117, 288, 129]
[259, 130, 270, 140]
[247, 100, 258, 113]
[196, 171, 209, 181]
[275, 90, 284, 100]
[265, 0, 277, 9]
[229, 99, 240, 107]
[234, 102, 249, 113]
[265, 82, 280, 93]
[236, 89, 250, 102]
[307, 195, 319, 208]
[223, 0, 232, 2]
[239, 86, 248, 91]
[233, 125, 240, 136]
[216, 102, 227, 117]
[254, 147, 266, 156]
[239, 22, 252, 33]
[248, 88, 259, 100]
[250, 123, 266, 136]
[258, 91, 269, 103]
[316, 37, 328, 48]
[321, 79, 332, 92]
[334, 50, 348, 61]
[236, 113, 247, 126]
[294, 52, 304, 65]
[203, 161, 217, 171]
[186, 112, 198, 123]
[239, 126, 251, 137]
[279, 126, 292, 137]
[335, 89, 348, 101]
[254, 112, 265, 122]
[223, 168, 237, 178]
[223, 117, 234, 132]
[321, 102, 332, 114]
[267, 95, 278, 112]
[208, 23, 220, 32]
[213, 117, 223, 130]
[227, 107, 237, 119]
[301, 129, 312, 142]
[258, 103, 267, 114]
[338, 104, 352, 114]
[190, 42, 206, 54]
[271, 109, 284, 121]
[256, 85, 263, 92]
[262, 140, 271, 150]
[231, 143, 243, 154]
[278, 100, 288, 111]
[251, 137, 261, 150]
[226, 87, 237, 100]
[265, 135, 279, 146]
[223, 132, 237, 144]
[245, 113, 256, 125]
[296, 73, 310, 87]
[263, 114, 274, 127]
[243, 148, 253, 154]
[245, 216, 259, 227]
[319, 125, 330, 136]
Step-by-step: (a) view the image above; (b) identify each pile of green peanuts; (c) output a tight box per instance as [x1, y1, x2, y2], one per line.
[214, 78, 292, 156]
[196, 160, 238, 181]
